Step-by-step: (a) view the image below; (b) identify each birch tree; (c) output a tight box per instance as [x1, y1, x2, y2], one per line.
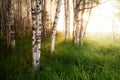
[42, 0, 47, 38]
[4, 0, 10, 47]
[64, 0, 70, 42]
[73, 0, 82, 45]
[36, 0, 42, 68]
[7, 0, 15, 48]
[73, 0, 96, 45]
[0, 0, 5, 37]
[31, 0, 37, 68]
[50, 0, 62, 55]
[79, 0, 85, 45]
[80, 1, 93, 45]
[31, 0, 42, 69]
[26, 0, 32, 34]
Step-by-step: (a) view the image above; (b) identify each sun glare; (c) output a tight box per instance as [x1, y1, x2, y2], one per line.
[83, 13, 89, 21]
[86, 0, 120, 33]
[57, 0, 120, 34]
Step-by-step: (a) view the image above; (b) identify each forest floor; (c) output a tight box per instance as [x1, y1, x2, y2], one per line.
[0, 33, 120, 80]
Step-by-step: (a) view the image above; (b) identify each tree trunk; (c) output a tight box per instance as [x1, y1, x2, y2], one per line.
[26, 0, 32, 35]
[42, 0, 47, 53]
[74, 0, 82, 45]
[8, 0, 15, 48]
[50, 0, 53, 29]
[50, 0, 62, 55]
[81, 2, 93, 45]
[31, 0, 42, 69]
[4, 0, 10, 47]
[36, 0, 42, 68]
[73, 0, 76, 44]
[18, 0, 22, 37]
[79, 0, 85, 45]
[0, 0, 4, 37]
[64, 0, 70, 42]
[31, 0, 37, 68]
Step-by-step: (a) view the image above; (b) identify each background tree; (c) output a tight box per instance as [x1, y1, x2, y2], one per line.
[64, 0, 70, 42]
[73, 0, 99, 45]
[8, 0, 15, 48]
[50, 0, 62, 55]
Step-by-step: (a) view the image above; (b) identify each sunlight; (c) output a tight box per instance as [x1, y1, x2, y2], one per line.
[83, 13, 89, 21]
[86, 0, 120, 33]
[57, 1, 64, 31]
[57, 0, 120, 34]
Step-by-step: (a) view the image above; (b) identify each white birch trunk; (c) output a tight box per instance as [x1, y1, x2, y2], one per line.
[74, 0, 81, 45]
[31, 0, 37, 68]
[79, 0, 85, 46]
[80, 2, 93, 46]
[31, 0, 42, 69]
[65, 0, 70, 42]
[73, 0, 77, 45]
[36, 0, 42, 68]
[8, 0, 15, 48]
[76, 12, 80, 44]
[50, 0, 62, 55]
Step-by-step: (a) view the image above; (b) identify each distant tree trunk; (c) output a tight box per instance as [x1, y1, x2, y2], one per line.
[0, 0, 5, 37]
[50, 0, 53, 29]
[79, 0, 85, 45]
[42, 0, 47, 38]
[67, 0, 70, 39]
[8, 0, 15, 48]
[42, 0, 47, 53]
[18, 0, 22, 37]
[31, 0, 42, 69]
[4, 0, 10, 47]
[74, 0, 82, 45]
[81, 2, 93, 45]
[73, 0, 76, 44]
[74, 0, 93, 46]
[64, 0, 67, 41]
[64, 0, 70, 42]
[50, 0, 62, 55]
[0, 0, 4, 37]
[26, 0, 32, 35]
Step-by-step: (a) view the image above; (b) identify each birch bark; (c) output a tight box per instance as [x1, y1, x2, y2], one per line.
[8, 0, 15, 48]
[50, 0, 62, 55]
[31, 0, 42, 68]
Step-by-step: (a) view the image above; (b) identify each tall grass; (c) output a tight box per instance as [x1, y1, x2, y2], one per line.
[0, 33, 120, 80]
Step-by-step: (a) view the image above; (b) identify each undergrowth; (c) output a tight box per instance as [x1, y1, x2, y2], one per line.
[0, 33, 120, 80]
